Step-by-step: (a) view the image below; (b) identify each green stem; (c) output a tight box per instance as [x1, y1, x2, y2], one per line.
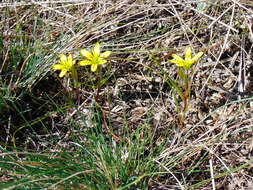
[71, 67, 80, 88]
[178, 69, 192, 127]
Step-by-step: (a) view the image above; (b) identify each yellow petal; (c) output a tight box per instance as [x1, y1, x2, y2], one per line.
[170, 54, 185, 66]
[59, 70, 67, 77]
[185, 47, 192, 61]
[52, 64, 63, 70]
[80, 49, 93, 60]
[100, 51, 111, 58]
[79, 60, 92, 66]
[192, 52, 204, 63]
[93, 42, 100, 57]
[169, 59, 185, 66]
[67, 54, 73, 64]
[171, 54, 184, 62]
[91, 64, 98, 72]
[184, 61, 194, 70]
[59, 54, 67, 63]
[98, 58, 107, 65]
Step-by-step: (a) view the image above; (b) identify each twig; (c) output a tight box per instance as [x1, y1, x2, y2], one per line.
[102, 110, 121, 142]
[95, 85, 121, 142]
[209, 159, 216, 190]
[238, 35, 246, 100]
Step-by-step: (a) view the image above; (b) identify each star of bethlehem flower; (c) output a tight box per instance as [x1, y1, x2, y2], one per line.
[52, 54, 76, 77]
[79, 42, 111, 72]
[169, 47, 203, 70]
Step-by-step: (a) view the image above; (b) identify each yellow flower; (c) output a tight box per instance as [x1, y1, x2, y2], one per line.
[52, 54, 76, 77]
[169, 47, 203, 70]
[79, 42, 111, 72]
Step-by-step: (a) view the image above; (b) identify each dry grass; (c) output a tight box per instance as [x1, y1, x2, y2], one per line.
[1, 0, 253, 189]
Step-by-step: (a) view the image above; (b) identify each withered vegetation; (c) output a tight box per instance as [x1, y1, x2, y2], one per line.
[0, 0, 253, 189]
